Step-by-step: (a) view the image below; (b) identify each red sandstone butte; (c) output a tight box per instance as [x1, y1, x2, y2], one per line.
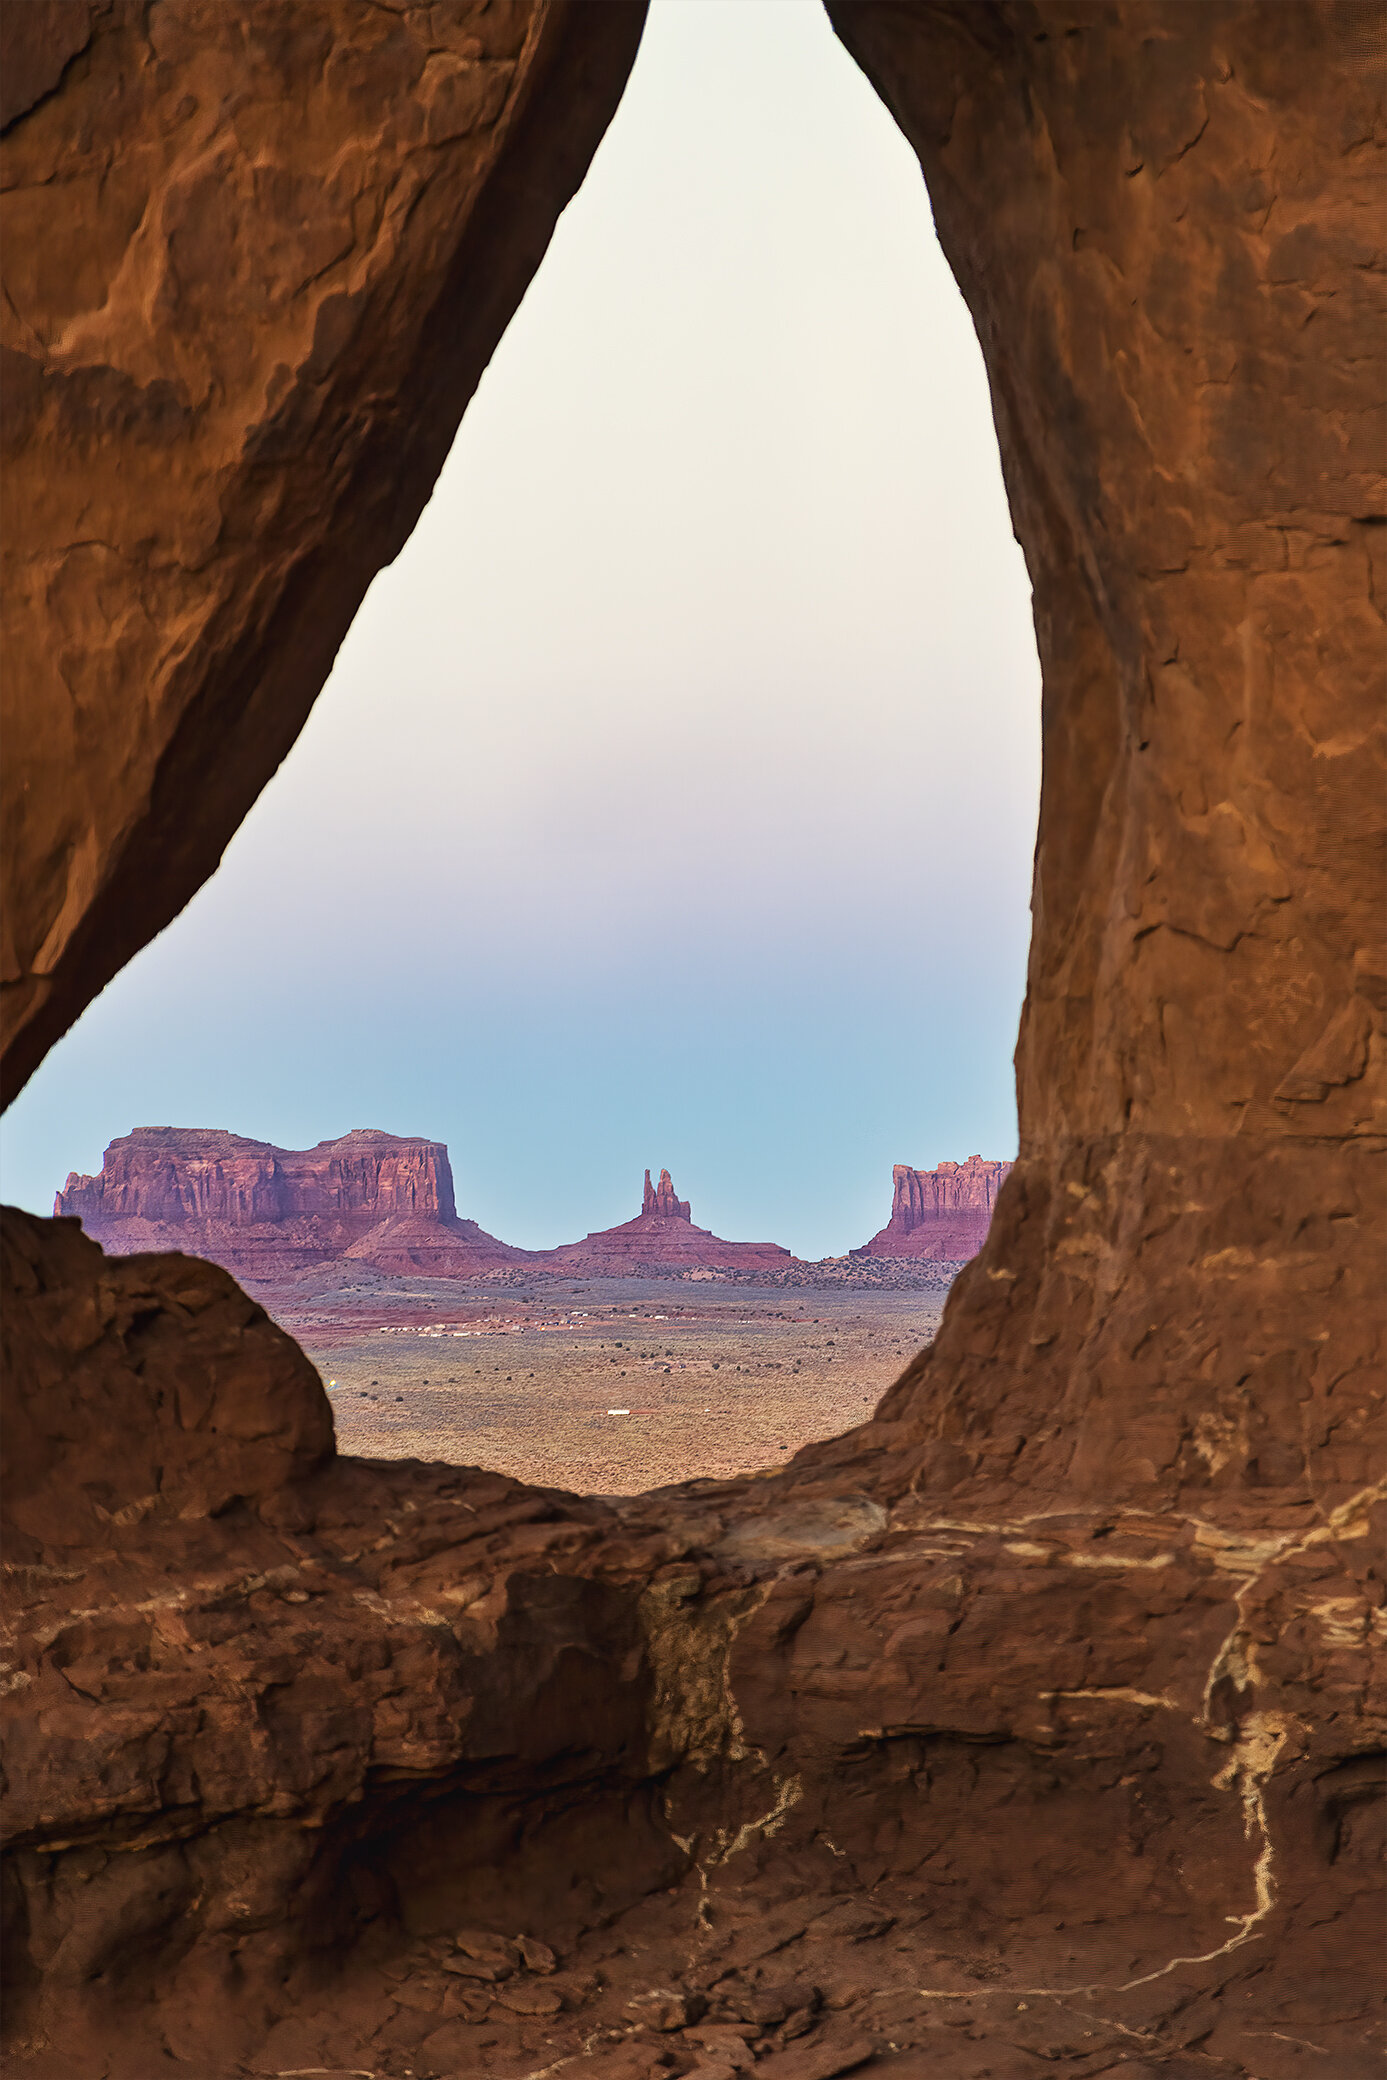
[55, 1126, 531, 1279]
[857, 1154, 1013, 1260]
[539, 1168, 794, 1274]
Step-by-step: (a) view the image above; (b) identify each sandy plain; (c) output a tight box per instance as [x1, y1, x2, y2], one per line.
[256, 1268, 959, 1494]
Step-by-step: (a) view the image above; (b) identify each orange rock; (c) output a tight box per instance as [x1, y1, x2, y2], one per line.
[538, 1170, 794, 1274]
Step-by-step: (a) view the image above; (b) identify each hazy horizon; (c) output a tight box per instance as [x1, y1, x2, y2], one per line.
[2, 0, 1041, 1261]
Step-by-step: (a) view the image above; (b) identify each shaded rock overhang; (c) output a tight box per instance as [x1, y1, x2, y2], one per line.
[0, 0, 650, 1103]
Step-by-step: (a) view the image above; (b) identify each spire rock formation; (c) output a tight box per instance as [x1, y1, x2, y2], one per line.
[642, 1167, 691, 1221]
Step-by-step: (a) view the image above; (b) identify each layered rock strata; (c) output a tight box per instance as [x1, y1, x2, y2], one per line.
[856, 1154, 1012, 1259]
[56, 1126, 531, 1277]
[1, 2, 1383, 2074]
[3, 1204, 1381, 2076]
[539, 1168, 795, 1275]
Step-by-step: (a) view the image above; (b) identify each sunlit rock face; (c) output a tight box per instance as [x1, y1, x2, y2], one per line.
[856, 1155, 1012, 1259]
[54, 1125, 532, 1275]
[1, 3, 1382, 2074]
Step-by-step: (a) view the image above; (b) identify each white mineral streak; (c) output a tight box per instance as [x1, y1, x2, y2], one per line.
[903, 1479, 1386, 2004]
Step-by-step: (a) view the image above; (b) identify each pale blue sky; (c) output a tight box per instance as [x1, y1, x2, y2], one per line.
[2, 0, 1040, 1259]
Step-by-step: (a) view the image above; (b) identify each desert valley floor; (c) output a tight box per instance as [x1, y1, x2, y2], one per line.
[251, 1269, 958, 1492]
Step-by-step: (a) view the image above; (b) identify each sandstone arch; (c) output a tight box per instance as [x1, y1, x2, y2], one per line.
[2, 3, 1382, 2073]
[0, 0, 648, 1104]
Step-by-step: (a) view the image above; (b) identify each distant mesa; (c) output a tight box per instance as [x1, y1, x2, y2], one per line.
[855, 1155, 1012, 1261]
[54, 1127, 533, 1280]
[56, 1132, 1000, 1282]
[538, 1168, 793, 1274]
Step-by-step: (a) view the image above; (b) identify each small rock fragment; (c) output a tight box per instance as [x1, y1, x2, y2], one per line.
[683, 2022, 756, 2071]
[443, 1954, 511, 1982]
[624, 1986, 708, 2031]
[804, 1902, 894, 1944]
[441, 1985, 491, 2022]
[822, 1985, 870, 2012]
[391, 1979, 446, 2013]
[494, 1978, 564, 2016]
[454, 1926, 522, 1968]
[754, 2036, 878, 2080]
[549, 1968, 599, 2006]
[515, 1932, 558, 1973]
[723, 1979, 821, 2029]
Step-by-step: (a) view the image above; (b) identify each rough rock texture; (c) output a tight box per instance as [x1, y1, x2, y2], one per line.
[2, 2, 1384, 2074]
[803, 0, 1387, 1521]
[0, 0, 648, 1103]
[2, 1207, 334, 1551]
[644, 1166, 691, 1221]
[55, 1126, 531, 1276]
[3, 1207, 1382, 2077]
[856, 1155, 1012, 1259]
[540, 1170, 795, 1275]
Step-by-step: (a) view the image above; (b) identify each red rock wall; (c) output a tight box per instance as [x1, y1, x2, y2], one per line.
[810, 0, 1386, 1519]
[858, 1155, 1013, 1258]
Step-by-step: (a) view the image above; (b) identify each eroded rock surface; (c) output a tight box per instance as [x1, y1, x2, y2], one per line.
[645, 1168, 693, 1222]
[3, 1207, 1382, 2076]
[0, 0, 648, 1101]
[855, 1156, 1013, 1260]
[1, 1, 1383, 2074]
[808, 0, 1386, 1521]
[56, 1125, 533, 1275]
[544, 1170, 795, 1275]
